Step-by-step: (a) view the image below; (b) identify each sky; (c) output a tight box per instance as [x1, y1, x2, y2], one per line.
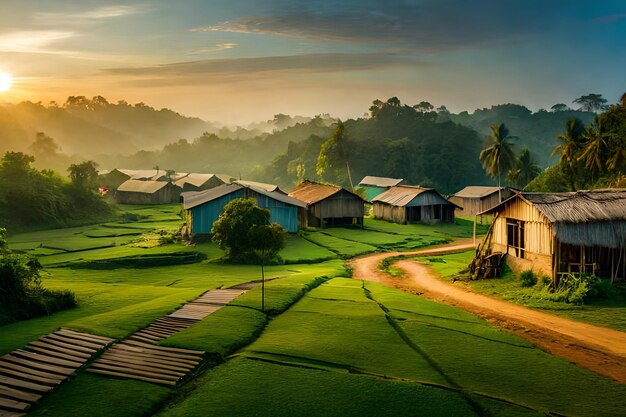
[0, 0, 624, 125]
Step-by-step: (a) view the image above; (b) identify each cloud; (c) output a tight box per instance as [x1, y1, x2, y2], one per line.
[34, 5, 148, 23]
[103, 52, 425, 85]
[191, 0, 556, 52]
[34, 5, 146, 23]
[0, 30, 75, 54]
[188, 43, 238, 55]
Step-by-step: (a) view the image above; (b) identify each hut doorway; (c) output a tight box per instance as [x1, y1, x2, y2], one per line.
[406, 207, 421, 223]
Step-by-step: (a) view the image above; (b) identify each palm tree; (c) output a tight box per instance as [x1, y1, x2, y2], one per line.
[579, 116, 613, 180]
[508, 148, 541, 188]
[551, 118, 585, 190]
[479, 123, 517, 201]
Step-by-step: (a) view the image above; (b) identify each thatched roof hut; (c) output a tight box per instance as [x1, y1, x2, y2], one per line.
[479, 189, 626, 281]
[288, 180, 365, 227]
[449, 186, 515, 216]
[174, 173, 234, 193]
[372, 185, 459, 224]
[115, 180, 181, 205]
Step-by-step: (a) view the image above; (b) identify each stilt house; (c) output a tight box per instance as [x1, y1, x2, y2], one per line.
[477, 189, 626, 282]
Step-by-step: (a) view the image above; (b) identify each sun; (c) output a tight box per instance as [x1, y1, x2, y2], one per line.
[0, 72, 13, 92]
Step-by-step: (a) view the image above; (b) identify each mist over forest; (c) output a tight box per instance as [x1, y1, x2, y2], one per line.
[0, 95, 596, 193]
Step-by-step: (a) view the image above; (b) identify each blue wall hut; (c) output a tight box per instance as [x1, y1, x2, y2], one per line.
[183, 183, 306, 235]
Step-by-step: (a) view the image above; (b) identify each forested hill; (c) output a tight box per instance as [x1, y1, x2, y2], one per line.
[0, 97, 213, 156]
[259, 98, 489, 194]
[447, 104, 595, 167]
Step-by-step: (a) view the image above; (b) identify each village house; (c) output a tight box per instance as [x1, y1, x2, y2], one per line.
[288, 180, 366, 228]
[372, 185, 459, 224]
[183, 182, 306, 235]
[477, 189, 626, 282]
[449, 186, 515, 216]
[174, 173, 235, 193]
[115, 180, 181, 205]
[357, 176, 404, 201]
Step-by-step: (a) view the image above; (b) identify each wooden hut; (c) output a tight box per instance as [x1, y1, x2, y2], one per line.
[100, 168, 181, 190]
[288, 180, 365, 228]
[174, 173, 234, 193]
[357, 176, 403, 201]
[372, 185, 459, 224]
[115, 180, 181, 205]
[183, 183, 306, 235]
[449, 186, 514, 216]
[475, 189, 626, 282]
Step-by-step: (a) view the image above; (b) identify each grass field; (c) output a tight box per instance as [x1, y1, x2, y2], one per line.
[159, 278, 626, 417]
[419, 251, 626, 332]
[6, 204, 625, 417]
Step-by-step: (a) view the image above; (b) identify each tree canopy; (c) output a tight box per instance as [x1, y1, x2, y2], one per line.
[212, 198, 286, 263]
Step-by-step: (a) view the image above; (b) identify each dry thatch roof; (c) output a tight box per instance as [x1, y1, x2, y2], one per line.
[358, 176, 403, 188]
[117, 180, 174, 194]
[234, 180, 285, 194]
[174, 173, 233, 188]
[288, 180, 364, 205]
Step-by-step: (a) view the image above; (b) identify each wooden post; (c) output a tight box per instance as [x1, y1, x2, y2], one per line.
[473, 215, 477, 248]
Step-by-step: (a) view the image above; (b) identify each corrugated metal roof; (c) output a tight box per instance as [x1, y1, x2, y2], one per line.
[373, 185, 460, 208]
[183, 183, 306, 210]
[117, 180, 171, 194]
[453, 186, 504, 199]
[287, 180, 344, 204]
[234, 180, 284, 194]
[175, 173, 222, 188]
[115, 169, 166, 181]
[358, 176, 403, 188]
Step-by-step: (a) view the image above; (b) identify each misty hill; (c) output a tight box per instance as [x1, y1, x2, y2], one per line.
[0, 97, 215, 157]
[447, 104, 595, 166]
[99, 116, 336, 176]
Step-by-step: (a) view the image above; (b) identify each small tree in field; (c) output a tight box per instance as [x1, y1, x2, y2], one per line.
[212, 198, 286, 311]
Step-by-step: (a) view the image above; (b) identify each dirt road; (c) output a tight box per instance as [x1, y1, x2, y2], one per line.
[349, 242, 626, 383]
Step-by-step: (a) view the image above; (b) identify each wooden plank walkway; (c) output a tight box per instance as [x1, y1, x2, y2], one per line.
[0, 329, 113, 416]
[86, 288, 245, 386]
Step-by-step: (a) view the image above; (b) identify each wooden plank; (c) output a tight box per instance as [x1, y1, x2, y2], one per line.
[94, 359, 185, 378]
[108, 346, 199, 367]
[139, 327, 176, 337]
[89, 363, 180, 382]
[121, 340, 204, 357]
[0, 398, 30, 412]
[10, 351, 80, 370]
[143, 325, 178, 333]
[132, 331, 163, 340]
[1, 356, 73, 377]
[101, 351, 195, 371]
[0, 411, 25, 417]
[0, 361, 66, 382]
[27, 341, 91, 360]
[99, 353, 191, 373]
[0, 385, 42, 403]
[0, 368, 62, 386]
[0, 376, 53, 393]
[128, 335, 159, 344]
[58, 328, 113, 344]
[86, 368, 177, 386]
[39, 336, 97, 354]
[48, 333, 105, 350]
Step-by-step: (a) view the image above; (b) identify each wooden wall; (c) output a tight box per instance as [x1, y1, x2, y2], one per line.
[373, 203, 454, 224]
[309, 190, 364, 227]
[115, 184, 180, 205]
[451, 190, 513, 216]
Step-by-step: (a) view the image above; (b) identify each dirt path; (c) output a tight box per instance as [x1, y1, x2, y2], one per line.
[349, 242, 626, 383]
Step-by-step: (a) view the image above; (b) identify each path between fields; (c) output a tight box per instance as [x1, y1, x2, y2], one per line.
[349, 240, 626, 383]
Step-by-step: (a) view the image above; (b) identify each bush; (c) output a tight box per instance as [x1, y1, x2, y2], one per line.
[549, 273, 617, 305]
[519, 270, 538, 287]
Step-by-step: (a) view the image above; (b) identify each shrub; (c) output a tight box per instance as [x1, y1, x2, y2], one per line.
[519, 270, 538, 287]
[550, 273, 617, 305]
